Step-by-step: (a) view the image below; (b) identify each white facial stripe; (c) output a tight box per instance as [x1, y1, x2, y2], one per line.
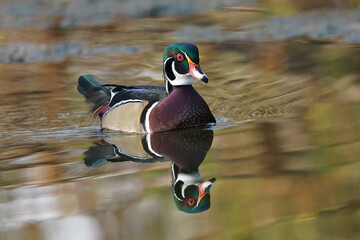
[163, 57, 172, 65]
[163, 57, 174, 92]
[144, 101, 158, 133]
[180, 50, 190, 61]
[177, 172, 203, 185]
[163, 58, 172, 94]
[181, 50, 200, 66]
[177, 172, 203, 199]
[170, 61, 195, 86]
[164, 53, 196, 86]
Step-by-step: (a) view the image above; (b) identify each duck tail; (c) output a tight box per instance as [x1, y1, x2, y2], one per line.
[77, 75, 111, 116]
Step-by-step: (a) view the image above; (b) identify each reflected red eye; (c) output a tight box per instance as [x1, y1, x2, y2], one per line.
[176, 53, 184, 61]
[187, 198, 195, 206]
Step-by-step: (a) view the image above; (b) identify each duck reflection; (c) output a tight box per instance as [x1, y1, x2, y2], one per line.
[83, 128, 215, 213]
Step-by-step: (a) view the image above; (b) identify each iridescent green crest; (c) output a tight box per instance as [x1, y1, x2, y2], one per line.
[163, 43, 200, 64]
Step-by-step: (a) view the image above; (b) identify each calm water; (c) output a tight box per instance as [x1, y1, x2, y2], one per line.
[1, 1, 360, 239]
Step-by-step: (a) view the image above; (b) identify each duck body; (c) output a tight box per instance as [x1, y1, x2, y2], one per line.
[77, 43, 215, 133]
[148, 85, 215, 132]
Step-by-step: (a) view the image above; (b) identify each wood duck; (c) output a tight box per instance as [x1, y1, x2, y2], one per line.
[77, 43, 215, 133]
[83, 128, 216, 213]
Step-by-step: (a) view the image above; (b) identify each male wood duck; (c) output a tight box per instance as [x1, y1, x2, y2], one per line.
[77, 43, 215, 133]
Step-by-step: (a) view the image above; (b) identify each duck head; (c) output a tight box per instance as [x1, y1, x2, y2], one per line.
[172, 163, 216, 214]
[163, 43, 208, 94]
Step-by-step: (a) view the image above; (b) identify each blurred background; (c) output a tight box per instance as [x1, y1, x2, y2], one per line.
[0, 0, 360, 239]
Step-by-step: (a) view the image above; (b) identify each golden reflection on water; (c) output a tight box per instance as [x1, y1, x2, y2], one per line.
[0, 116, 359, 239]
[0, 2, 360, 239]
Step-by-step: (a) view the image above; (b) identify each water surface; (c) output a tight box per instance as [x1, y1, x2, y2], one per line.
[0, 1, 360, 239]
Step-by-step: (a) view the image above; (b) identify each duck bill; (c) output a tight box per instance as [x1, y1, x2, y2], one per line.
[188, 59, 208, 83]
[198, 178, 216, 201]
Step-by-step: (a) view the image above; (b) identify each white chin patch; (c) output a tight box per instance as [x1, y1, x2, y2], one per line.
[170, 61, 195, 86]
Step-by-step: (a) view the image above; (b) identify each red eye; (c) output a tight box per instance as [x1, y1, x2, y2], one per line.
[176, 53, 184, 61]
[187, 198, 195, 206]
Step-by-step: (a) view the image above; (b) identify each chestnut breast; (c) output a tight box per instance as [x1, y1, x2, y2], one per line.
[149, 86, 215, 132]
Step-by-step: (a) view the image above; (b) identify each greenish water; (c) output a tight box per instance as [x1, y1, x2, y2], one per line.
[1, 1, 360, 239]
